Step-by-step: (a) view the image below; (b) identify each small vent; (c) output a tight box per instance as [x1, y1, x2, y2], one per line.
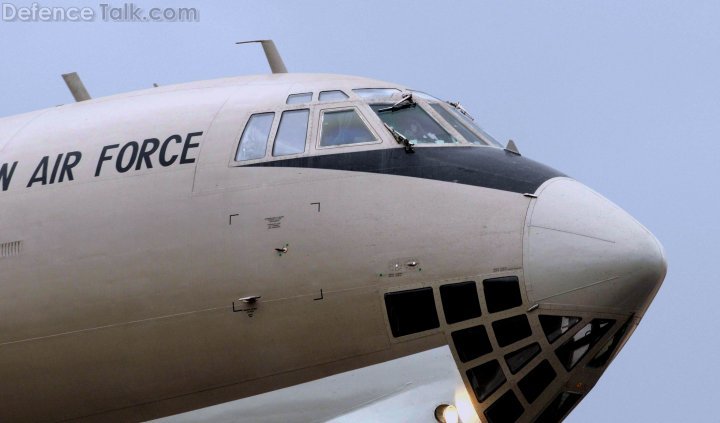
[1, 241, 22, 258]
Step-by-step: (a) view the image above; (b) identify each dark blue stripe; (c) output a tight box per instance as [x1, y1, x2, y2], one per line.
[246, 146, 565, 194]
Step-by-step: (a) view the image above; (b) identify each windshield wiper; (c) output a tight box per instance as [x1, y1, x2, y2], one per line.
[383, 122, 415, 153]
[378, 94, 416, 113]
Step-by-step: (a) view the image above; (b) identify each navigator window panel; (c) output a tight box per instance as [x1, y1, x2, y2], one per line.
[484, 390, 524, 423]
[518, 360, 556, 404]
[555, 319, 615, 371]
[272, 109, 309, 157]
[492, 315, 532, 348]
[535, 392, 582, 423]
[539, 315, 581, 344]
[384, 288, 439, 338]
[483, 276, 523, 313]
[451, 325, 492, 363]
[466, 360, 506, 403]
[587, 317, 633, 368]
[440, 281, 481, 324]
[504, 342, 541, 375]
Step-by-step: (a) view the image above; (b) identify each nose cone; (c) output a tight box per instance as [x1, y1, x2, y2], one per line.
[524, 178, 667, 315]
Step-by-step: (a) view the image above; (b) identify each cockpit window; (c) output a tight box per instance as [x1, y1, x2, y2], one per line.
[319, 108, 376, 147]
[371, 104, 458, 145]
[447, 105, 504, 148]
[272, 109, 309, 156]
[318, 90, 349, 102]
[430, 103, 493, 146]
[409, 90, 441, 101]
[352, 88, 401, 99]
[236, 112, 274, 161]
[286, 92, 312, 104]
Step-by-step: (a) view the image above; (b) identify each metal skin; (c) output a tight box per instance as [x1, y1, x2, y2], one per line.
[0, 74, 666, 422]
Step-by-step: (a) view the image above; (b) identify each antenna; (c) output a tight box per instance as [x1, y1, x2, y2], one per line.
[505, 139, 521, 155]
[61, 72, 91, 102]
[235, 40, 288, 74]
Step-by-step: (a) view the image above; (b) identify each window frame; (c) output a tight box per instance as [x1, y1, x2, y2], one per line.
[230, 104, 316, 166]
[380, 284, 443, 343]
[315, 105, 382, 150]
[234, 111, 276, 162]
[352, 87, 402, 100]
[425, 101, 502, 148]
[230, 110, 279, 165]
[318, 90, 350, 102]
[272, 108, 311, 157]
[286, 92, 314, 105]
[367, 99, 467, 147]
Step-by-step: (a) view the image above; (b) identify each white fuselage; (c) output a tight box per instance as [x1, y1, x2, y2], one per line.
[0, 74, 666, 423]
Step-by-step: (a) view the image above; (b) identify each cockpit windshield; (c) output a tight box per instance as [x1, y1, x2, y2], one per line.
[371, 104, 458, 145]
[353, 88, 401, 99]
[430, 103, 503, 147]
[363, 89, 502, 148]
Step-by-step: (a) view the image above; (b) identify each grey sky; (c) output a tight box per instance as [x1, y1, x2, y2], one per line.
[1, 1, 716, 421]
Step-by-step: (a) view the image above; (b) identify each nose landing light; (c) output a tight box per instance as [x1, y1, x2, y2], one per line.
[434, 404, 460, 423]
[524, 178, 667, 315]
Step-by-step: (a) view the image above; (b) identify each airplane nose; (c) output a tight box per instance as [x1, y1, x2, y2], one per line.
[524, 178, 667, 315]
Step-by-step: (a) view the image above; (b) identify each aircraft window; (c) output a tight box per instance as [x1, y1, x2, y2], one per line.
[318, 90, 349, 102]
[370, 104, 458, 145]
[319, 109, 376, 147]
[272, 109, 309, 156]
[352, 88, 401, 99]
[447, 106, 504, 148]
[451, 325, 492, 363]
[236, 112, 274, 161]
[484, 390, 524, 423]
[518, 360, 556, 404]
[504, 342, 541, 374]
[466, 360, 506, 402]
[384, 288, 439, 337]
[483, 276, 523, 313]
[587, 317, 633, 368]
[555, 319, 615, 371]
[430, 103, 490, 145]
[535, 392, 582, 423]
[492, 315, 532, 348]
[539, 315, 581, 344]
[286, 92, 312, 104]
[440, 281, 481, 324]
[409, 90, 442, 101]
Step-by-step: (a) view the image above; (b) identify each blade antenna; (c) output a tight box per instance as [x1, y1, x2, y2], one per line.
[61, 72, 91, 102]
[236, 40, 288, 74]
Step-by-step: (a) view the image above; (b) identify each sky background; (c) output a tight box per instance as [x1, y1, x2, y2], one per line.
[1, 1, 718, 421]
